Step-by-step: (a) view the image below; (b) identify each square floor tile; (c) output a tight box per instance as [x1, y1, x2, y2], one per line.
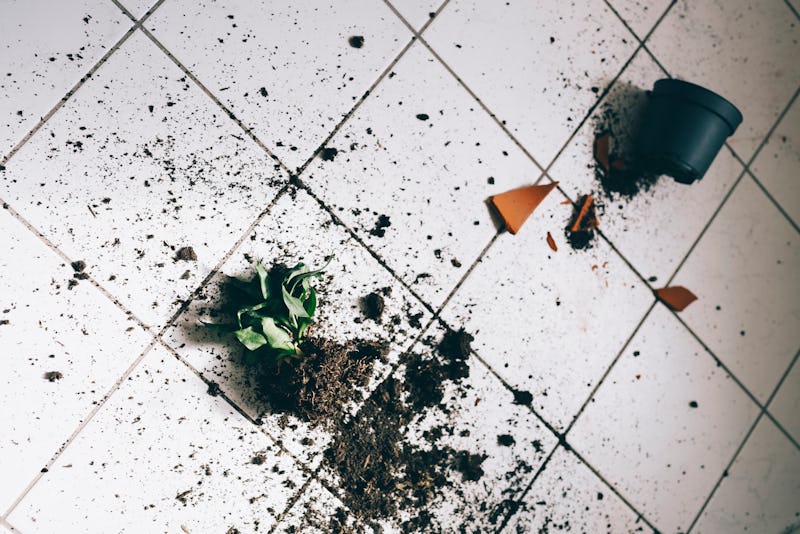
[303, 42, 543, 309]
[424, 0, 638, 167]
[0, 30, 285, 329]
[163, 188, 431, 468]
[505, 446, 650, 533]
[550, 48, 744, 284]
[769, 356, 800, 445]
[0, 209, 151, 512]
[750, 96, 800, 226]
[274, 479, 355, 533]
[693, 417, 800, 534]
[389, 0, 442, 31]
[7, 344, 306, 534]
[146, 0, 411, 171]
[607, 0, 671, 39]
[0, 0, 130, 158]
[673, 178, 800, 402]
[317, 322, 558, 531]
[569, 305, 761, 533]
[647, 0, 800, 161]
[441, 190, 653, 431]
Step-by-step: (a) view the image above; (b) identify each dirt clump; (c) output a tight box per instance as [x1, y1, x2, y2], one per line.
[44, 371, 63, 382]
[361, 291, 385, 321]
[176, 246, 197, 261]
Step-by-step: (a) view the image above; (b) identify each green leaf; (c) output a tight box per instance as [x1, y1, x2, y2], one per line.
[282, 285, 310, 320]
[297, 317, 312, 341]
[233, 326, 268, 351]
[236, 301, 268, 329]
[261, 317, 296, 352]
[304, 286, 317, 317]
[255, 262, 269, 300]
[286, 255, 333, 294]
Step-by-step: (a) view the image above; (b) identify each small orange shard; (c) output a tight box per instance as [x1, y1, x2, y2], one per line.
[656, 286, 698, 312]
[594, 133, 610, 172]
[546, 231, 557, 252]
[490, 182, 558, 235]
[570, 194, 597, 232]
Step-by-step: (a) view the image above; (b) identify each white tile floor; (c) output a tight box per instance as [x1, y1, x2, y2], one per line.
[1, 0, 798, 533]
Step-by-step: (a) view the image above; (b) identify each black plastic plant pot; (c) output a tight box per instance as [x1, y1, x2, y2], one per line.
[636, 78, 743, 184]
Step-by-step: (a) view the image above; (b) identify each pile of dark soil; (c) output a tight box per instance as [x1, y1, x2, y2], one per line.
[324, 329, 484, 530]
[213, 264, 490, 529]
[254, 337, 389, 424]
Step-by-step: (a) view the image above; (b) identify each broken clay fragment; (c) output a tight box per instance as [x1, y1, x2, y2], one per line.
[570, 194, 598, 233]
[594, 133, 610, 172]
[490, 182, 558, 235]
[655, 286, 698, 312]
[546, 231, 557, 252]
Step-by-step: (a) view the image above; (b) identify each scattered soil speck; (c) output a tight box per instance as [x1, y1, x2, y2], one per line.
[319, 147, 338, 161]
[251, 453, 266, 465]
[369, 214, 391, 237]
[207, 381, 221, 397]
[44, 371, 63, 382]
[497, 434, 515, 447]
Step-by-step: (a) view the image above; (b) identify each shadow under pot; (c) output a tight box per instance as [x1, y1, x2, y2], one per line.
[636, 78, 743, 184]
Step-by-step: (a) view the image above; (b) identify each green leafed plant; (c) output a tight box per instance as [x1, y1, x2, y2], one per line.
[204, 255, 333, 363]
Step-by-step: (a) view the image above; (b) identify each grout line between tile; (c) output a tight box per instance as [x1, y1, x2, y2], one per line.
[297, 183, 435, 315]
[134, 25, 292, 177]
[1, 336, 161, 519]
[492, 302, 660, 530]
[567, 446, 662, 531]
[0, 200, 154, 332]
[685, 348, 800, 532]
[1, 0, 166, 168]
[494, 441, 561, 532]
[747, 163, 800, 234]
[763, 410, 800, 451]
[785, 0, 800, 20]
[266, 467, 320, 533]
[0, 517, 21, 533]
[290, 0, 452, 176]
[535, 0, 678, 175]
[0, 183, 290, 518]
[388, 18, 545, 176]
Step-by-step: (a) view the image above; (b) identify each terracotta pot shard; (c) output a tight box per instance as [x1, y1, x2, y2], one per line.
[570, 194, 598, 233]
[546, 231, 557, 252]
[490, 182, 558, 235]
[594, 133, 611, 172]
[655, 286, 698, 312]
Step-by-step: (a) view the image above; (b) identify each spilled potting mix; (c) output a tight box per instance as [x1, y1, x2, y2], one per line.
[207, 262, 529, 531]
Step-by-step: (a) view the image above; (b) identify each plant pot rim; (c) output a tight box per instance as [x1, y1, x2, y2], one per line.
[652, 78, 743, 133]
